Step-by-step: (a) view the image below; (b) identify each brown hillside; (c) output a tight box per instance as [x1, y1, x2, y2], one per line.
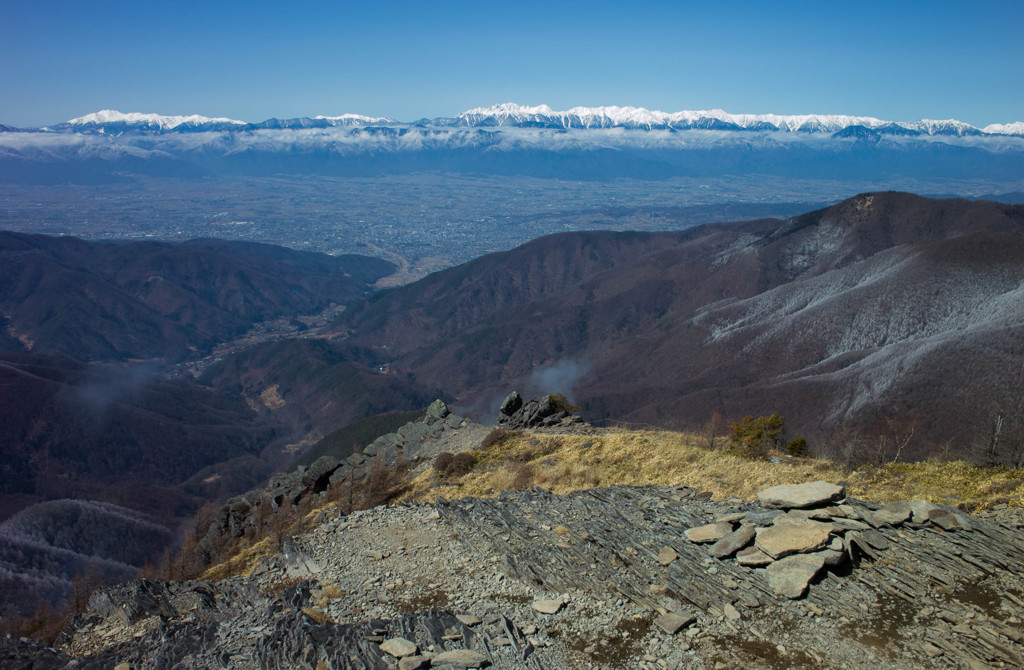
[335, 193, 1024, 457]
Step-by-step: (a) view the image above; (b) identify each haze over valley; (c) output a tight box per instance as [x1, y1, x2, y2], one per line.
[2, 104, 1023, 281]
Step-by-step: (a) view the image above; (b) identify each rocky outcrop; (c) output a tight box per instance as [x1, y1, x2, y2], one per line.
[497, 392, 586, 430]
[6, 479, 1024, 669]
[363, 399, 478, 463]
[202, 400, 487, 552]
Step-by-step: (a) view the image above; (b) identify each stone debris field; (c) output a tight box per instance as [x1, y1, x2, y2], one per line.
[5, 476, 1024, 669]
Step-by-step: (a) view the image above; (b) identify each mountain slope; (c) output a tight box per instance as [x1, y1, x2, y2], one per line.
[335, 193, 1024, 456]
[0, 233, 393, 361]
[199, 338, 439, 445]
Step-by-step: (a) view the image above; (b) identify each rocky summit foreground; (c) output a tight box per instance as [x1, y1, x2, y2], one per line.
[4, 479, 1024, 669]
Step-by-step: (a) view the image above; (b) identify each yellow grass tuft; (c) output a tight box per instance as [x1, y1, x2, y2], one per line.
[201, 537, 274, 581]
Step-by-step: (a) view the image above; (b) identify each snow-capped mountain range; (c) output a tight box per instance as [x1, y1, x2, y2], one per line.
[11, 103, 1023, 137]
[450, 103, 1016, 136]
[2, 103, 1023, 187]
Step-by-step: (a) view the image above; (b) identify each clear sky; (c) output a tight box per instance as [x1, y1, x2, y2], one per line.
[2, 0, 1022, 128]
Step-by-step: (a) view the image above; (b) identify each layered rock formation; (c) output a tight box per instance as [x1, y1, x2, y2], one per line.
[6, 476, 1023, 669]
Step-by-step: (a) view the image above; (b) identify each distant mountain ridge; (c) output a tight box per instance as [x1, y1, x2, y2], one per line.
[6, 103, 1020, 136]
[4, 104, 1022, 186]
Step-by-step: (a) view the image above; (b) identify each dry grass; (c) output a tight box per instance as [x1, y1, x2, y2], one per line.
[201, 537, 274, 581]
[301, 606, 329, 624]
[401, 428, 1024, 510]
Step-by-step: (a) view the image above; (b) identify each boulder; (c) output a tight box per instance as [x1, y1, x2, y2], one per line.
[499, 391, 523, 417]
[328, 464, 351, 487]
[757, 481, 845, 509]
[424, 399, 450, 424]
[301, 456, 340, 492]
[765, 553, 827, 599]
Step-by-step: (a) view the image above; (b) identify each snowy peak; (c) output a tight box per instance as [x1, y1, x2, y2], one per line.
[67, 110, 246, 130]
[983, 122, 1024, 135]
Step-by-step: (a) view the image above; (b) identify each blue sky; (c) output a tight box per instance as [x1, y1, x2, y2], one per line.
[3, 0, 1022, 127]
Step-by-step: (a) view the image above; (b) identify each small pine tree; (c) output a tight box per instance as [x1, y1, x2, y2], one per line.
[728, 413, 784, 458]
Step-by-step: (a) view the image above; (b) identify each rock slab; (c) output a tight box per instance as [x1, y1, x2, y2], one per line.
[654, 611, 696, 634]
[709, 524, 755, 559]
[381, 638, 418, 658]
[765, 553, 827, 599]
[755, 519, 833, 559]
[532, 599, 564, 615]
[684, 522, 734, 544]
[431, 649, 488, 668]
[757, 481, 845, 509]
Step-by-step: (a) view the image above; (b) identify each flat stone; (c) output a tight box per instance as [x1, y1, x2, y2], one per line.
[400, 657, 431, 670]
[430, 649, 488, 668]
[745, 509, 784, 526]
[455, 614, 482, 626]
[380, 638, 418, 658]
[845, 532, 879, 561]
[922, 642, 943, 658]
[929, 508, 970, 531]
[765, 553, 827, 599]
[532, 599, 564, 614]
[658, 546, 679, 565]
[654, 611, 697, 634]
[758, 481, 845, 509]
[863, 507, 909, 527]
[755, 519, 833, 559]
[685, 522, 734, 543]
[784, 509, 833, 521]
[709, 524, 756, 559]
[830, 518, 870, 531]
[716, 512, 747, 523]
[736, 546, 774, 567]
[908, 500, 942, 523]
[882, 501, 912, 520]
[724, 603, 741, 621]
[819, 549, 847, 568]
[858, 529, 890, 550]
